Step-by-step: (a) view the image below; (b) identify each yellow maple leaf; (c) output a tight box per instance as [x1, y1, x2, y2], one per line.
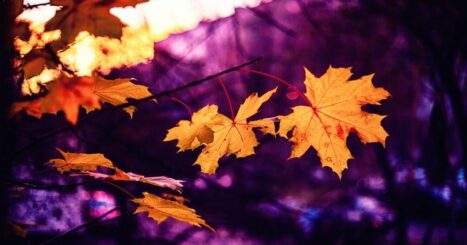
[48, 148, 115, 173]
[132, 192, 213, 231]
[278, 67, 390, 178]
[194, 88, 277, 174]
[83, 76, 153, 117]
[45, 0, 148, 50]
[164, 105, 223, 152]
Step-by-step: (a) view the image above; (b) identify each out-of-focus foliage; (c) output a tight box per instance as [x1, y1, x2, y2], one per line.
[45, 0, 149, 50]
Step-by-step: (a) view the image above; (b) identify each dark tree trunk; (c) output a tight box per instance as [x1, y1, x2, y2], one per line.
[0, 0, 19, 242]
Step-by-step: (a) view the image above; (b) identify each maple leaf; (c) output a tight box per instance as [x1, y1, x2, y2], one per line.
[11, 74, 100, 124]
[132, 192, 213, 231]
[82, 168, 183, 191]
[278, 67, 390, 178]
[22, 49, 57, 79]
[11, 75, 152, 123]
[161, 193, 189, 204]
[13, 21, 31, 41]
[83, 76, 153, 117]
[194, 88, 277, 174]
[48, 148, 115, 173]
[164, 105, 223, 152]
[45, 0, 148, 50]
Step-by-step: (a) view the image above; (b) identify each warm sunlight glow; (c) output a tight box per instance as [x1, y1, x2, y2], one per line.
[18, 0, 271, 78]
[21, 68, 61, 95]
[14, 23, 60, 55]
[58, 26, 155, 76]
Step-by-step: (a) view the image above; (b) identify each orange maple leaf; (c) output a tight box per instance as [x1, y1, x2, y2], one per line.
[278, 67, 390, 178]
[12, 75, 100, 124]
[11, 75, 153, 124]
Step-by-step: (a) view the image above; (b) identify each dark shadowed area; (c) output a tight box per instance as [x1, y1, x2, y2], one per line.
[3, 0, 467, 244]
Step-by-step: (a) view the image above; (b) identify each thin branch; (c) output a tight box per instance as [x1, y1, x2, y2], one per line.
[45, 44, 75, 75]
[249, 8, 296, 37]
[39, 206, 119, 245]
[24, 2, 51, 9]
[295, 0, 325, 35]
[10, 176, 137, 199]
[10, 57, 262, 161]
[7, 179, 95, 189]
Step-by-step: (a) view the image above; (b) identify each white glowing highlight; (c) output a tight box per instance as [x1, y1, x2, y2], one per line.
[17, 0, 270, 92]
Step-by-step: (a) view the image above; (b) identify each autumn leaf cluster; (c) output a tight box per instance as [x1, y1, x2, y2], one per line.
[165, 67, 390, 178]
[12, 0, 213, 231]
[12, 0, 155, 124]
[10, 0, 390, 232]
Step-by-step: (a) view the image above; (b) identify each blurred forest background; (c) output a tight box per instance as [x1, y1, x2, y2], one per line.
[1, 0, 466, 244]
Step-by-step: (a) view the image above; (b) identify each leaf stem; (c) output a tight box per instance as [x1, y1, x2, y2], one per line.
[240, 68, 313, 107]
[101, 179, 136, 199]
[169, 96, 193, 116]
[217, 76, 235, 120]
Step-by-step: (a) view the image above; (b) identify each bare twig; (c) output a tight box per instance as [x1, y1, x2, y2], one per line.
[249, 8, 296, 37]
[24, 2, 51, 9]
[8, 179, 95, 189]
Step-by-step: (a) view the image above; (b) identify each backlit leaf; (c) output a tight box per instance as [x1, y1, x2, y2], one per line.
[22, 49, 57, 79]
[83, 76, 153, 117]
[48, 148, 114, 173]
[11, 74, 100, 124]
[45, 0, 148, 50]
[194, 88, 277, 174]
[132, 192, 213, 231]
[277, 67, 390, 178]
[166, 88, 277, 174]
[11, 75, 153, 123]
[164, 105, 222, 152]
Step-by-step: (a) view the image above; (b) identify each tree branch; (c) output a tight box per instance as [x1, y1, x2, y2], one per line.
[7, 179, 94, 189]
[24, 2, 51, 9]
[10, 57, 262, 161]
